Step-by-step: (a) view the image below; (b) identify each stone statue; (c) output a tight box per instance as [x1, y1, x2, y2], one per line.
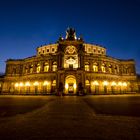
[65, 27, 77, 40]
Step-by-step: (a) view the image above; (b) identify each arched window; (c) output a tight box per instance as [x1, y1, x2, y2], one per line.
[25, 66, 28, 74]
[85, 80, 90, 86]
[30, 65, 33, 73]
[114, 66, 117, 74]
[52, 62, 57, 71]
[36, 64, 41, 73]
[93, 63, 98, 72]
[12, 68, 16, 74]
[126, 67, 129, 74]
[101, 64, 106, 73]
[108, 64, 112, 73]
[44, 62, 49, 72]
[123, 66, 128, 74]
[85, 62, 89, 71]
[52, 80, 56, 86]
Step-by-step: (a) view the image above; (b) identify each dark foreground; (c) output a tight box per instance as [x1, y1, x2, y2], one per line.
[0, 95, 140, 140]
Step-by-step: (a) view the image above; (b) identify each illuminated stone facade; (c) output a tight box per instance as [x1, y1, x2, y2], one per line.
[0, 28, 139, 95]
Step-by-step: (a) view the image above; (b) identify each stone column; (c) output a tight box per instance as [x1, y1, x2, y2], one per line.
[90, 60, 92, 71]
[33, 63, 37, 73]
[98, 61, 102, 73]
[78, 52, 84, 69]
[40, 61, 44, 73]
[49, 59, 52, 72]
[57, 51, 63, 70]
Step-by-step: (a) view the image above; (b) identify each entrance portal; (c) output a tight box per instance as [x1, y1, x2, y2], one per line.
[65, 75, 76, 94]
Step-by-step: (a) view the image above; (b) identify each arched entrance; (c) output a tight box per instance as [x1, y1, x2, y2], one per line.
[65, 75, 76, 94]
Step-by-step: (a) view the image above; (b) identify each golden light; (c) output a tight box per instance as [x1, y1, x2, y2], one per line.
[15, 83, 19, 87]
[43, 81, 49, 86]
[25, 82, 30, 86]
[85, 80, 90, 85]
[118, 82, 122, 86]
[122, 82, 127, 87]
[65, 83, 68, 89]
[19, 82, 24, 87]
[111, 81, 116, 86]
[33, 81, 39, 86]
[103, 81, 108, 86]
[93, 65, 98, 72]
[66, 57, 76, 64]
[101, 66, 106, 72]
[74, 83, 76, 89]
[92, 81, 99, 86]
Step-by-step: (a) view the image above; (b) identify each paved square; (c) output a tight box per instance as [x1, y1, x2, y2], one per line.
[0, 95, 140, 140]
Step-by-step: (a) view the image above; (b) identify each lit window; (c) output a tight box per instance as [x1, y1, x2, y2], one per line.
[52, 80, 56, 86]
[85, 62, 89, 71]
[33, 81, 39, 86]
[111, 81, 116, 86]
[15, 83, 19, 87]
[101, 64, 106, 73]
[108, 65, 112, 73]
[43, 81, 49, 86]
[30, 65, 33, 73]
[125, 67, 129, 74]
[103, 81, 108, 86]
[93, 63, 98, 72]
[114, 66, 117, 74]
[92, 81, 99, 86]
[52, 62, 57, 71]
[118, 82, 122, 86]
[88, 48, 91, 52]
[36, 64, 41, 73]
[19, 82, 24, 87]
[85, 80, 90, 86]
[25, 67, 28, 74]
[25, 82, 30, 86]
[44, 62, 49, 72]
[13, 68, 16, 74]
[122, 82, 127, 87]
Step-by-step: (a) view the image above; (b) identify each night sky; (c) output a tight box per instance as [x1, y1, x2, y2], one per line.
[0, 0, 140, 73]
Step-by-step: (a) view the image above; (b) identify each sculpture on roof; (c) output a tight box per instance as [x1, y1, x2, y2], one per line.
[65, 27, 77, 40]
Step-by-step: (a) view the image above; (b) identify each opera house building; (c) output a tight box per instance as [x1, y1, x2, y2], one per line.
[0, 28, 139, 95]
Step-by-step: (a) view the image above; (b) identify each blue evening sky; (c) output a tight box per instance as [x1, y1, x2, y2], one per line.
[0, 0, 140, 73]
